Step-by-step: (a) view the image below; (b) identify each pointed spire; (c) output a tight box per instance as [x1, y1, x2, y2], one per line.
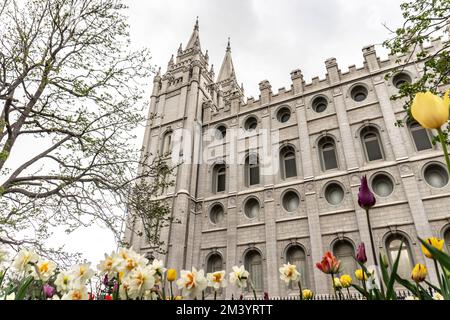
[178, 43, 183, 54]
[168, 54, 174, 66]
[185, 17, 201, 51]
[217, 37, 236, 83]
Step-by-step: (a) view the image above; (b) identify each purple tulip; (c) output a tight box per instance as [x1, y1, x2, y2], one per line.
[358, 175, 376, 210]
[263, 292, 269, 300]
[43, 284, 55, 299]
[356, 242, 367, 264]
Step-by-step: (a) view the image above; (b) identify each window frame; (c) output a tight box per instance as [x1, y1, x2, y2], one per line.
[318, 137, 339, 171]
[361, 127, 385, 162]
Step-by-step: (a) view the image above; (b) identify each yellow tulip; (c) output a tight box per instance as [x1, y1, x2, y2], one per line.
[340, 274, 352, 288]
[421, 237, 445, 259]
[333, 277, 342, 288]
[355, 269, 368, 281]
[302, 289, 314, 300]
[411, 264, 427, 283]
[167, 268, 177, 282]
[411, 90, 450, 129]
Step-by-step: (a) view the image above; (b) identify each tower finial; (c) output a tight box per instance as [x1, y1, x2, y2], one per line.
[194, 16, 199, 30]
[226, 37, 231, 52]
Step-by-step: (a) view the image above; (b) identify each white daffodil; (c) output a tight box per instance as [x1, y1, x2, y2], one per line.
[70, 263, 95, 285]
[176, 267, 208, 299]
[125, 266, 156, 299]
[12, 249, 38, 273]
[33, 260, 57, 282]
[433, 292, 444, 300]
[149, 259, 167, 283]
[229, 265, 249, 289]
[143, 290, 159, 300]
[116, 248, 148, 275]
[61, 287, 89, 300]
[54, 271, 74, 293]
[279, 263, 300, 284]
[97, 252, 121, 278]
[207, 270, 227, 291]
[405, 295, 419, 300]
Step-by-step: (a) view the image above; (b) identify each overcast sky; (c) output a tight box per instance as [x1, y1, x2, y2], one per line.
[50, 0, 406, 265]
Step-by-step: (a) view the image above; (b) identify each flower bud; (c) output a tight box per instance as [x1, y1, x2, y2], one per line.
[411, 264, 427, 283]
[302, 289, 314, 300]
[167, 268, 177, 282]
[340, 274, 352, 288]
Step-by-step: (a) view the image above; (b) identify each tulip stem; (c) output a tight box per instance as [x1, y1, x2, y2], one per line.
[434, 259, 443, 291]
[331, 273, 337, 298]
[297, 281, 303, 300]
[170, 281, 174, 300]
[437, 128, 450, 175]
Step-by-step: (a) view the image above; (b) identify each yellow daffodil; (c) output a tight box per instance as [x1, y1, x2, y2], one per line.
[411, 264, 427, 283]
[421, 237, 445, 259]
[167, 268, 177, 282]
[411, 90, 450, 129]
[355, 269, 369, 281]
[340, 274, 352, 288]
[302, 289, 314, 300]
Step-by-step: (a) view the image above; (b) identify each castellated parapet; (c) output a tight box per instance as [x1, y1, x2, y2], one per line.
[124, 19, 450, 298]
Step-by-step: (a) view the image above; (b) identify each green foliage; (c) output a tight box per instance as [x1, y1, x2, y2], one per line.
[383, 0, 450, 127]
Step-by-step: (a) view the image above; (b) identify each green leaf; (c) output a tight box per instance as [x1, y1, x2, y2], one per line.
[386, 241, 404, 300]
[15, 276, 34, 300]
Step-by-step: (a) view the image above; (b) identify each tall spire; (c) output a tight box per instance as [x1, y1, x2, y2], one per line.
[217, 37, 236, 83]
[185, 16, 201, 51]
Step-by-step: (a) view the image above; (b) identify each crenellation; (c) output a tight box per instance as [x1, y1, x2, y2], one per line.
[127, 20, 450, 297]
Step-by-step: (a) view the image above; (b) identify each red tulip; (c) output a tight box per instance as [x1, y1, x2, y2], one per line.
[316, 251, 341, 274]
[105, 294, 113, 300]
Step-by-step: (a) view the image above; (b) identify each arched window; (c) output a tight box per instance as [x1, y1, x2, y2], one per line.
[245, 153, 260, 186]
[361, 127, 384, 161]
[212, 164, 226, 193]
[318, 137, 338, 171]
[386, 234, 414, 279]
[409, 121, 432, 151]
[162, 131, 172, 154]
[286, 245, 308, 288]
[445, 228, 450, 254]
[333, 240, 356, 276]
[244, 250, 263, 291]
[206, 254, 223, 273]
[280, 146, 297, 179]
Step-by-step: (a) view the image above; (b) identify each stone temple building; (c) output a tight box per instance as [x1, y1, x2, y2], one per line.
[124, 19, 450, 297]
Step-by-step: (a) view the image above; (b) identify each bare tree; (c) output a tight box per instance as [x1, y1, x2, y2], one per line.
[0, 0, 172, 262]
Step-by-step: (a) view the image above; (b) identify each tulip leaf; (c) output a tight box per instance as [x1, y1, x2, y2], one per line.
[440, 272, 450, 300]
[15, 275, 34, 300]
[350, 283, 367, 298]
[385, 241, 404, 300]
[424, 280, 441, 294]
[395, 275, 433, 300]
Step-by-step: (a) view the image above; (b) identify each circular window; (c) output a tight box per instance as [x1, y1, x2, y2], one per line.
[312, 96, 328, 113]
[325, 183, 344, 205]
[351, 85, 368, 102]
[282, 191, 300, 212]
[424, 163, 449, 188]
[371, 174, 394, 197]
[215, 125, 226, 140]
[277, 107, 291, 123]
[392, 73, 412, 89]
[209, 204, 225, 224]
[245, 117, 258, 131]
[244, 198, 260, 219]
